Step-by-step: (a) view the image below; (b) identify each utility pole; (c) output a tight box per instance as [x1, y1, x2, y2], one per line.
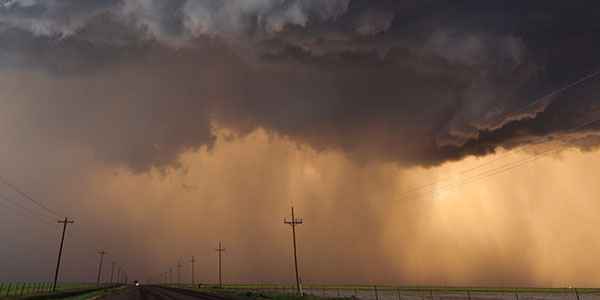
[169, 268, 173, 285]
[53, 217, 74, 292]
[110, 262, 115, 284]
[284, 206, 303, 295]
[96, 251, 107, 287]
[190, 256, 196, 286]
[216, 242, 226, 288]
[177, 261, 182, 286]
[117, 267, 121, 285]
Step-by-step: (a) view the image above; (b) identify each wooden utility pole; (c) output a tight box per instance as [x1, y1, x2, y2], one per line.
[190, 256, 196, 286]
[53, 217, 74, 292]
[284, 206, 303, 295]
[216, 242, 226, 288]
[110, 262, 115, 284]
[96, 251, 107, 286]
[177, 261, 182, 286]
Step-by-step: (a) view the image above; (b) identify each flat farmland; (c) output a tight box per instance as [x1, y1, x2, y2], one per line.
[203, 284, 600, 300]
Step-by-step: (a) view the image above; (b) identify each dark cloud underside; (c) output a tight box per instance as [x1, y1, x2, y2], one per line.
[1, 0, 600, 171]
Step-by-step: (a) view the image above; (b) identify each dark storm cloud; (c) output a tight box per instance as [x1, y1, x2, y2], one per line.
[2, 0, 600, 170]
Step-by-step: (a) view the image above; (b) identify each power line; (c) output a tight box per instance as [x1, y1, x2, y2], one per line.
[0, 194, 113, 278]
[0, 181, 121, 276]
[0, 199, 59, 250]
[0, 175, 62, 218]
[396, 69, 600, 198]
[398, 107, 600, 200]
[507, 69, 600, 119]
[425, 119, 600, 198]
[0, 192, 56, 226]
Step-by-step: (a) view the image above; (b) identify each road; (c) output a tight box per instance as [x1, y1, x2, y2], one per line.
[101, 286, 235, 300]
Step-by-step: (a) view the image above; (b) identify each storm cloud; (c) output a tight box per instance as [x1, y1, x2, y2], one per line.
[1, 0, 600, 171]
[4, 1, 600, 287]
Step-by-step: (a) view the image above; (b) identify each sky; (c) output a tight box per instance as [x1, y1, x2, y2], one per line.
[1, 0, 600, 287]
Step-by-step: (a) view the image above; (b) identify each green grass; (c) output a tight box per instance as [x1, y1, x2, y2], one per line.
[0, 282, 115, 299]
[228, 289, 353, 300]
[0, 282, 58, 297]
[154, 283, 600, 300]
[168, 283, 600, 295]
[62, 285, 128, 300]
[170, 285, 354, 300]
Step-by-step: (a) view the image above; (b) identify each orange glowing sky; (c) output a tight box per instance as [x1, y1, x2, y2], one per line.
[29, 129, 596, 287]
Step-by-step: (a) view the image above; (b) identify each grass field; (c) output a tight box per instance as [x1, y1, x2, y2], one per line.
[0, 282, 114, 299]
[59, 285, 129, 300]
[171, 283, 600, 294]
[161, 283, 600, 300]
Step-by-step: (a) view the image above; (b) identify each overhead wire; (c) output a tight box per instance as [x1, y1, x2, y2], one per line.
[507, 69, 600, 117]
[426, 117, 600, 199]
[396, 68, 600, 199]
[0, 175, 63, 218]
[0, 192, 56, 226]
[0, 179, 118, 272]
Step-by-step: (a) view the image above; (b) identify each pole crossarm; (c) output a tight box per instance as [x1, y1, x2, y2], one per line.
[284, 218, 304, 225]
